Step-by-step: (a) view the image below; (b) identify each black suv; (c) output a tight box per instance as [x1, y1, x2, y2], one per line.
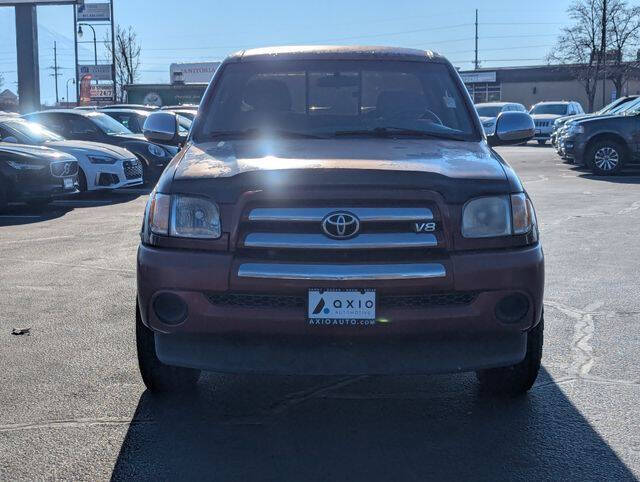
[562, 104, 640, 175]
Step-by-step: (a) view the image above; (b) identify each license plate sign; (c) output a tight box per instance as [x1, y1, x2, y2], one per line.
[535, 129, 541, 134]
[308, 289, 376, 325]
[63, 177, 73, 189]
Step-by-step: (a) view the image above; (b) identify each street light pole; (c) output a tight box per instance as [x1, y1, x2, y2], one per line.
[77, 23, 98, 66]
[66, 78, 75, 106]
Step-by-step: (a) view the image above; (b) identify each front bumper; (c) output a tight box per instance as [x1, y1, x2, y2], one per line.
[562, 135, 587, 163]
[137, 244, 544, 375]
[87, 158, 143, 191]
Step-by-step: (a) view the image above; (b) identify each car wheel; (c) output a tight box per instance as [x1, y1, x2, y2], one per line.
[136, 299, 201, 393]
[537, 140, 546, 145]
[77, 168, 88, 192]
[476, 316, 543, 396]
[589, 140, 624, 175]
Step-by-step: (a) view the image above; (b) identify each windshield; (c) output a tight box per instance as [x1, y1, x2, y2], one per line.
[610, 97, 640, 114]
[195, 60, 476, 141]
[530, 103, 569, 116]
[87, 112, 132, 135]
[475, 106, 502, 117]
[1, 119, 64, 143]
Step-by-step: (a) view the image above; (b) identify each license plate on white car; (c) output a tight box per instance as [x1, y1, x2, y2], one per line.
[63, 177, 73, 189]
[308, 289, 376, 326]
[535, 129, 541, 135]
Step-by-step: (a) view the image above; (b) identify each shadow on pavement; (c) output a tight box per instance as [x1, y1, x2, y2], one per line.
[0, 189, 148, 227]
[110, 367, 634, 481]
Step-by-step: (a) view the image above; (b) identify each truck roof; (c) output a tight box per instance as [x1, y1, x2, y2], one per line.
[226, 45, 444, 63]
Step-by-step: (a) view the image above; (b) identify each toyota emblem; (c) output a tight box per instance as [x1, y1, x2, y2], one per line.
[321, 211, 360, 239]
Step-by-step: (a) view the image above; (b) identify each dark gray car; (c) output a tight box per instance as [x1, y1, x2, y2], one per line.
[562, 104, 640, 174]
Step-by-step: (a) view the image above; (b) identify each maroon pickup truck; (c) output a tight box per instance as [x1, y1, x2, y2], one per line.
[136, 46, 542, 396]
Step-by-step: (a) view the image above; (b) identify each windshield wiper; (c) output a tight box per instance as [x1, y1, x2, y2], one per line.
[205, 128, 326, 140]
[331, 127, 466, 141]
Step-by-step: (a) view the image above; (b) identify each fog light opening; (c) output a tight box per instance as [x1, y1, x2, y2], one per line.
[495, 294, 530, 324]
[153, 293, 188, 325]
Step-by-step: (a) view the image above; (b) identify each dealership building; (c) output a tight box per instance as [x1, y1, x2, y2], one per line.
[460, 64, 640, 111]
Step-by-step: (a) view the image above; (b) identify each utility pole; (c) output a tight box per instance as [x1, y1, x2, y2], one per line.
[601, 0, 607, 107]
[474, 9, 479, 70]
[50, 41, 61, 105]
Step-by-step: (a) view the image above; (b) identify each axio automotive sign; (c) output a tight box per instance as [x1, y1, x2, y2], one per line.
[170, 62, 220, 84]
[78, 64, 112, 81]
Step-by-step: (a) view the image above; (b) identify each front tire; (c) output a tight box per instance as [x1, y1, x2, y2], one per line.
[476, 317, 543, 396]
[537, 140, 546, 146]
[588, 140, 625, 175]
[136, 300, 201, 393]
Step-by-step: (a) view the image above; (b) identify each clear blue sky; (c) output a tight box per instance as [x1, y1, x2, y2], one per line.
[0, 0, 574, 104]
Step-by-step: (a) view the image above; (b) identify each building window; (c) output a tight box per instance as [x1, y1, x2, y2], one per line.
[465, 83, 501, 103]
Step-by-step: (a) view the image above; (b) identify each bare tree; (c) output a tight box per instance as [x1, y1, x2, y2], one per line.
[0, 72, 4, 91]
[106, 25, 142, 102]
[549, 0, 608, 111]
[607, 0, 640, 97]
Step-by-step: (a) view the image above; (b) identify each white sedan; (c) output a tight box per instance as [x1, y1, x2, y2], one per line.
[0, 117, 143, 192]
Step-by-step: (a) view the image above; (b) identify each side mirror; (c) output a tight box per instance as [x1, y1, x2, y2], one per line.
[143, 112, 182, 145]
[1, 136, 18, 143]
[487, 111, 535, 146]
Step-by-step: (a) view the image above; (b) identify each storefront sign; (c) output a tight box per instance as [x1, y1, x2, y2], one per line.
[460, 71, 497, 84]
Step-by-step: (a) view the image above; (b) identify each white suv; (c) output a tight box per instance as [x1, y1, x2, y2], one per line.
[529, 101, 584, 145]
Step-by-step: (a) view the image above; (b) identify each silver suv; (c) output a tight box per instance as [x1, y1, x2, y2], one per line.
[475, 102, 527, 136]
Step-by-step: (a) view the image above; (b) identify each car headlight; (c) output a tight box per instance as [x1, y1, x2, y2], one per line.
[568, 124, 584, 135]
[147, 192, 221, 239]
[462, 194, 536, 238]
[87, 155, 117, 164]
[148, 144, 167, 158]
[6, 160, 46, 170]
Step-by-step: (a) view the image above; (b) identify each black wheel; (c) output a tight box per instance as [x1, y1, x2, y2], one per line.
[77, 168, 88, 192]
[476, 317, 543, 396]
[588, 140, 625, 175]
[537, 140, 546, 146]
[136, 299, 200, 393]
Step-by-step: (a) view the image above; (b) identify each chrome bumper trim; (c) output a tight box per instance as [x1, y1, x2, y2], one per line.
[237, 263, 446, 280]
[248, 207, 433, 222]
[243, 232, 437, 249]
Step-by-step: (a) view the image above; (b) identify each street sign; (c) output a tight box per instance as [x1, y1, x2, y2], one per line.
[77, 2, 110, 21]
[90, 84, 113, 101]
[78, 64, 112, 81]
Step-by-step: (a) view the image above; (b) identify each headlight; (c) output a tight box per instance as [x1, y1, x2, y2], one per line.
[87, 155, 117, 164]
[148, 144, 167, 157]
[147, 192, 221, 239]
[6, 160, 45, 170]
[171, 195, 221, 238]
[462, 196, 511, 238]
[462, 194, 537, 238]
[568, 124, 584, 135]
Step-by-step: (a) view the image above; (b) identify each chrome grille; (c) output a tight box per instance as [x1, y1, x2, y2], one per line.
[50, 160, 78, 177]
[534, 120, 550, 127]
[240, 206, 439, 251]
[123, 159, 142, 180]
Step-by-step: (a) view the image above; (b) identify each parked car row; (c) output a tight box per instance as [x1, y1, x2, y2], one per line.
[552, 95, 640, 174]
[0, 105, 193, 210]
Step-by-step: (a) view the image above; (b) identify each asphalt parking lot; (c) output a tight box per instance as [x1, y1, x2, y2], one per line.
[0, 145, 639, 481]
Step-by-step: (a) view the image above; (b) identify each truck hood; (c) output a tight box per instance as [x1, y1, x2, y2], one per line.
[174, 139, 506, 181]
[43, 140, 134, 159]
